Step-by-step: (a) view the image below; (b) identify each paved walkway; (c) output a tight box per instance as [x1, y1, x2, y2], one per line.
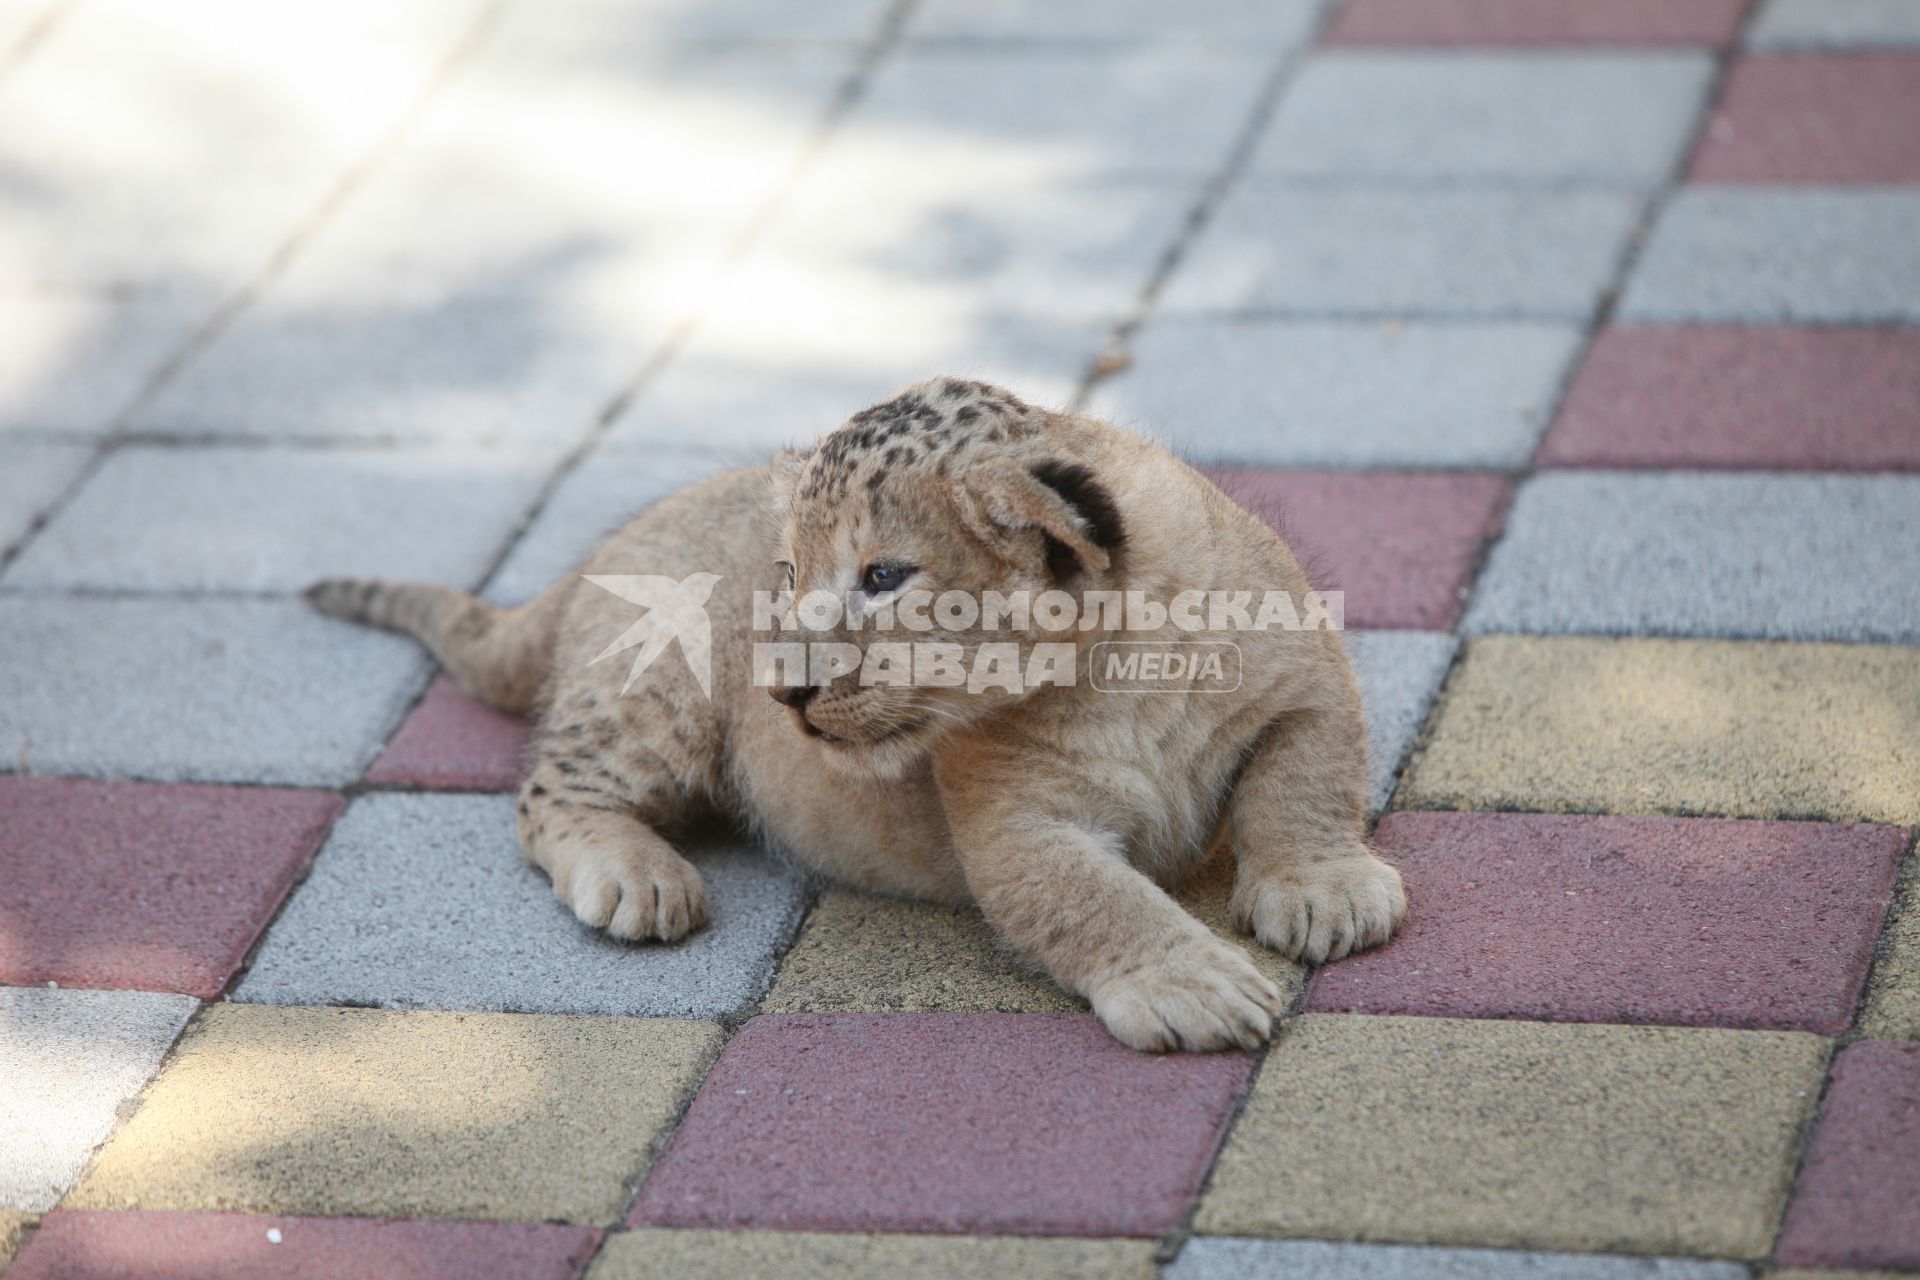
[3, 0, 1918, 1276]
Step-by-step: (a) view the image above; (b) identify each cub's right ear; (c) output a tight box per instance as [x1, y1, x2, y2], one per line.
[767, 449, 810, 508]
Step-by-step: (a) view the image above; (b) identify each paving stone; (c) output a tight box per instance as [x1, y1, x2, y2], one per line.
[234, 793, 807, 1018]
[483, 446, 748, 605]
[724, 173, 1193, 324]
[1749, 0, 1920, 49]
[724, 46, 1201, 321]
[248, 44, 845, 306]
[1307, 811, 1907, 1033]
[910, 0, 1322, 47]
[131, 292, 675, 447]
[1170, 1239, 1749, 1280]
[1254, 53, 1714, 183]
[0, 0, 477, 295]
[1539, 327, 1920, 471]
[363, 675, 531, 790]
[1346, 631, 1458, 813]
[0, 776, 343, 998]
[1620, 190, 1920, 323]
[1095, 320, 1582, 467]
[0, 298, 203, 437]
[1400, 636, 1920, 824]
[845, 45, 1271, 181]
[0, 442, 88, 554]
[67, 1003, 722, 1224]
[502, 0, 886, 45]
[6, 1212, 601, 1280]
[765, 848, 1304, 1014]
[0, 597, 429, 785]
[1208, 469, 1510, 630]
[593, 1230, 1159, 1280]
[1327, 0, 1751, 47]
[765, 891, 1085, 1014]
[4, 445, 549, 593]
[631, 1013, 1252, 1236]
[1196, 1014, 1828, 1256]
[0, 0, 63, 53]
[0, 1211, 27, 1270]
[1776, 1041, 1920, 1270]
[1162, 187, 1641, 320]
[606, 313, 1103, 454]
[1463, 471, 1920, 643]
[1862, 855, 1920, 1040]
[129, 41, 855, 446]
[1691, 54, 1920, 182]
[0, 988, 196, 1213]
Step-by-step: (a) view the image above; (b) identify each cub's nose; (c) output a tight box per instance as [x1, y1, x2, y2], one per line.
[770, 684, 816, 710]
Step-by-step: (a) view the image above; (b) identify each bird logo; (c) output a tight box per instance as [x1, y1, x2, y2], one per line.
[583, 573, 722, 699]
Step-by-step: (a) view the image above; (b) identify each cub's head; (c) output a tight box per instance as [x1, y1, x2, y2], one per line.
[763, 378, 1126, 776]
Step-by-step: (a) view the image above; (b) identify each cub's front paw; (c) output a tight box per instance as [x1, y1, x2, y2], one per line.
[559, 847, 710, 943]
[1089, 934, 1284, 1053]
[1231, 849, 1406, 965]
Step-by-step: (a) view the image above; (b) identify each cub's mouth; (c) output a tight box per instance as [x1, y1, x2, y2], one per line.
[797, 715, 841, 744]
[796, 710, 927, 748]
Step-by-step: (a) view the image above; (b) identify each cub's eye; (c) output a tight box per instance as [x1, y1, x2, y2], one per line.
[861, 563, 912, 595]
[774, 560, 796, 590]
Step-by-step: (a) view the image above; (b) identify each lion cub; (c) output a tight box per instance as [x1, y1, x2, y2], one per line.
[309, 379, 1405, 1051]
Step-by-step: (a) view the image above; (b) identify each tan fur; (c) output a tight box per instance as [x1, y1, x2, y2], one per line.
[309, 379, 1406, 1051]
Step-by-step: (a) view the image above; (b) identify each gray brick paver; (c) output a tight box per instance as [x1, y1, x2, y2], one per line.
[0, 988, 197, 1213]
[1096, 319, 1581, 466]
[1253, 52, 1714, 183]
[1621, 190, 1920, 324]
[1466, 472, 1920, 644]
[5, 445, 550, 593]
[1162, 186, 1642, 320]
[0, 596, 428, 785]
[235, 793, 807, 1018]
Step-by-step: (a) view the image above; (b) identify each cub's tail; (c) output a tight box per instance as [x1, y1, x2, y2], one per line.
[304, 577, 564, 715]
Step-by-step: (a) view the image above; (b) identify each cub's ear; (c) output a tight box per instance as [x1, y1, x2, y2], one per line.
[952, 456, 1124, 575]
[767, 448, 810, 508]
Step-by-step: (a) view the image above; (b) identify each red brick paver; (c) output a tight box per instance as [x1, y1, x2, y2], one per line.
[0, 778, 342, 998]
[1692, 55, 1920, 182]
[630, 1013, 1252, 1237]
[6, 1212, 600, 1280]
[1777, 1041, 1920, 1270]
[1538, 327, 1920, 471]
[1326, 0, 1750, 47]
[1306, 812, 1907, 1033]
[363, 675, 530, 792]
[1208, 469, 1510, 631]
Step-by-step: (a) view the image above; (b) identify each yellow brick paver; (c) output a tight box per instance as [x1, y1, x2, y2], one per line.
[1197, 1014, 1829, 1259]
[0, 1211, 31, 1269]
[1861, 851, 1920, 1040]
[590, 1230, 1159, 1280]
[66, 1004, 721, 1225]
[765, 889, 1082, 1013]
[1401, 636, 1920, 823]
[765, 849, 1303, 1012]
